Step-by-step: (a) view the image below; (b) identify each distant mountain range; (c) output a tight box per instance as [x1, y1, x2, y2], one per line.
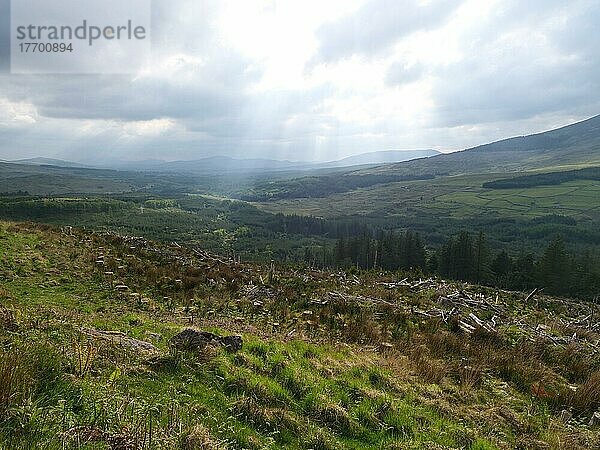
[359, 115, 600, 176]
[12, 114, 600, 179]
[11, 150, 441, 174]
[11, 157, 94, 168]
[320, 150, 440, 167]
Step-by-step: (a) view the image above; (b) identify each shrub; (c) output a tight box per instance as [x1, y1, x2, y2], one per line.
[565, 371, 600, 413]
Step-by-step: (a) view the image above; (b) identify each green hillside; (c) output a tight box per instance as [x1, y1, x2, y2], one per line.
[0, 162, 136, 195]
[1, 222, 600, 449]
[247, 116, 600, 204]
[250, 117, 600, 256]
[359, 115, 600, 177]
[258, 174, 600, 223]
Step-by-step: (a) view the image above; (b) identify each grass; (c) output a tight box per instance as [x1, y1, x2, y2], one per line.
[256, 175, 600, 222]
[1, 221, 600, 448]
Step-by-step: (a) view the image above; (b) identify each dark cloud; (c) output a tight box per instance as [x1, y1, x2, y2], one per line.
[0, 50, 260, 122]
[311, 0, 461, 65]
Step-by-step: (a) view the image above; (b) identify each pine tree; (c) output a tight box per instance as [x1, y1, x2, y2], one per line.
[473, 231, 491, 283]
[537, 237, 571, 296]
[491, 250, 512, 286]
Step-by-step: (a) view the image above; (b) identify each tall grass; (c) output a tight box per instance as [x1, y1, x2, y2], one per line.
[0, 348, 30, 416]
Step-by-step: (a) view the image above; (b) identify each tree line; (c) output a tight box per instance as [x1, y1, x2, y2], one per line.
[317, 230, 599, 300]
[482, 166, 600, 189]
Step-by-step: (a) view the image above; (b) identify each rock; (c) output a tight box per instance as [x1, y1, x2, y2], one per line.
[589, 411, 600, 426]
[81, 328, 158, 353]
[558, 409, 572, 423]
[170, 328, 243, 353]
[221, 335, 243, 352]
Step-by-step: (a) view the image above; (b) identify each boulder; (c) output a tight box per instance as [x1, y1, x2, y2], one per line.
[170, 328, 242, 353]
[81, 328, 158, 353]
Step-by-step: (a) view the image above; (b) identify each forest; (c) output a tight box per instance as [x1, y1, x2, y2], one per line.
[320, 231, 600, 301]
[482, 166, 600, 189]
[0, 194, 598, 300]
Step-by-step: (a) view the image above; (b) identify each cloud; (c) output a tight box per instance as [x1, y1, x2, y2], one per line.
[428, 0, 600, 126]
[0, 98, 38, 126]
[311, 0, 462, 65]
[385, 61, 425, 86]
[0, 0, 599, 162]
[0, 50, 259, 123]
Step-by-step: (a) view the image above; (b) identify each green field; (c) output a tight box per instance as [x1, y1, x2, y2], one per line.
[433, 180, 600, 220]
[256, 176, 600, 222]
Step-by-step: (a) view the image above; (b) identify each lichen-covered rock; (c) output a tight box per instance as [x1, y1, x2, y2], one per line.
[81, 328, 158, 353]
[169, 328, 242, 353]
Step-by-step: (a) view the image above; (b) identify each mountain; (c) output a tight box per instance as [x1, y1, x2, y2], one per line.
[160, 156, 302, 173]
[320, 149, 440, 167]
[93, 156, 300, 173]
[8, 115, 599, 177]
[7, 156, 299, 173]
[12, 157, 93, 168]
[139, 151, 440, 173]
[74, 151, 442, 174]
[360, 115, 600, 176]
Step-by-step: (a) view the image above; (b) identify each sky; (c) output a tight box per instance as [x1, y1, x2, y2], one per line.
[0, 0, 599, 163]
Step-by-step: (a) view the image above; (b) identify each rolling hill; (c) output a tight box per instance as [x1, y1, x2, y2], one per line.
[252, 116, 600, 252]
[11, 157, 94, 168]
[357, 115, 600, 177]
[7, 150, 442, 175]
[318, 149, 441, 168]
[249, 115, 600, 204]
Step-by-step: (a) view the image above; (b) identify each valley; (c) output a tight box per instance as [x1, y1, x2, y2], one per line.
[2, 117, 600, 449]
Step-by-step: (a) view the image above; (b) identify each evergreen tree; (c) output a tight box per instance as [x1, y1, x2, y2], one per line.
[473, 231, 491, 283]
[491, 250, 512, 286]
[537, 237, 571, 296]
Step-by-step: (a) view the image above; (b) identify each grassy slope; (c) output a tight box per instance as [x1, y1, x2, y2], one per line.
[0, 195, 334, 262]
[1, 222, 600, 449]
[356, 115, 600, 177]
[0, 163, 136, 195]
[253, 116, 600, 227]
